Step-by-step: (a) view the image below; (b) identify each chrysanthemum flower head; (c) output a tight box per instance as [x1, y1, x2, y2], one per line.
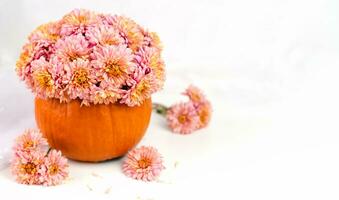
[61, 9, 98, 36]
[196, 101, 212, 129]
[166, 102, 200, 134]
[120, 70, 156, 107]
[13, 129, 48, 153]
[11, 151, 45, 185]
[122, 146, 165, 181]
[55, 34, 89, 63]
[86, 25, 123, 46]
[90, 82, 123, 105]
[92, 45, 134, 86]
[183, 85, 208, 104]
[42, 150, 69, 186]
[31, 58, 56, 99]
[134, 47, 165, 90]
[29, 22, 62, 42]
[115, 16, 144, 52]
[16, 43, 35, 78]
[142, 31, 163, 51]
[183, 85, 212, 129]
[65, 58, 95, 103]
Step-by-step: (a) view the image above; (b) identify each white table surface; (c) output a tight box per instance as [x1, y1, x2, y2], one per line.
[1, 0, 339, 199]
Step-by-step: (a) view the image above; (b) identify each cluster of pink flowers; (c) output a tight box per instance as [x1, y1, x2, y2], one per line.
[166, 85, 212, 134]
[11, 129, 69, 186]
[122, 146, 165, 181]
[16, 9, 165, 106]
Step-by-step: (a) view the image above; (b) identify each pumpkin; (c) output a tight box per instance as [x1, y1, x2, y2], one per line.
[35, 97, 152, 162]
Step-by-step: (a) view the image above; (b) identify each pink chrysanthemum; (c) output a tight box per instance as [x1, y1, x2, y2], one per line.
[13, 129, 48, 153]
[115, 16, 144, 52]
[195, 101, 212, 129]
[11, 151, 45, 185]
[141, 30, 163, 51]
[16, 43, 35, 79]
[166, 102, 200, 134]
[86, 25, 123, 46]
[92, 45, 134, 87]
[120, 70, 156, 106]
[90, 81, 123, 105]
[55, 34, 90, 63]
[64, 58, 96, 105]
[134, 47, 165, 91]
[183, 85, 212, 129]
[30, 58, 56, 99]
[31, 40, 56, 62]
[183, 85, 208, 104]
[122, 146, 165, 181]
[42, 150, 69, 186]
[61, 9, 98, 36]
[29, 22, 62, 42]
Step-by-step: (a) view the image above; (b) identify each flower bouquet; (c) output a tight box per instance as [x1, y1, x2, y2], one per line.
[16, 9, 165, 162]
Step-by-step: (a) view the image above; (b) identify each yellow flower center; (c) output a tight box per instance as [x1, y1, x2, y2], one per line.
[178, 115, 187, 124]
[73, 69, 89, 87]
[48, 164, 59, 175]
[68, 53, 81, 62]
[137, 82, 147, 93]
[22, 162, 37, 175]
[77, 15, 87, 24]
[37, 24, 60, 41]
[199, 107, 209, 124]
[35, 71, 53, 88]
[103, 37, 120, 46]
[138, 158, 151, 169]
[105, 61, 123, 77]
[23, 141, 34, 149]
[190, 92, 201, 102]
[129, 80, 150, 102]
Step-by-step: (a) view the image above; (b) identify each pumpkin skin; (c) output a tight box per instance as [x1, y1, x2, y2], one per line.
[35, 98, 152, 162]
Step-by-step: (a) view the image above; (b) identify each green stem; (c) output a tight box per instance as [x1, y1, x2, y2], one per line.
[152, 103, 168, 117]
[46, 148, 52, 156]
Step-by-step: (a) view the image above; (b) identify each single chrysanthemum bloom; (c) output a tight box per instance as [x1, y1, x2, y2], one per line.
[183, 85, 212, 128]
[134, 47, 165, 91]
[86, 25, 124, 46]
[115, 16, 144, 52]
[55, 34, 90, 63]
[122, 146, 165, 181]
[11, 151, 45, 185]
[16, 40, 55, 88]
[16, 43, 35, 86]
[64, 58, 96, 105]
[120, 71, 156, 107]
[183, 85, 208, 104]
[90, 81, 123, 105]
[195, 101, 212, 129]
[141, 30, 163, 51]
[60, 9, 98, 36]
[31, 58, 56, 99]
[98, 13, 118, 26]
[92, 45, 134, 87]
[42, 150, 69, 186]
[31, 40, 56, 62]
[13, 129, 48, 154]
[166, 102, 200, 134]
[29, 21, 62, 42]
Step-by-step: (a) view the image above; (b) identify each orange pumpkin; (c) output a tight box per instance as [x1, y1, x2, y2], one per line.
[35, 98, 152, 162]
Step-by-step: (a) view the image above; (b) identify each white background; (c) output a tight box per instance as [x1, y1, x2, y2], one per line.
[1, 0, 339, 199]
